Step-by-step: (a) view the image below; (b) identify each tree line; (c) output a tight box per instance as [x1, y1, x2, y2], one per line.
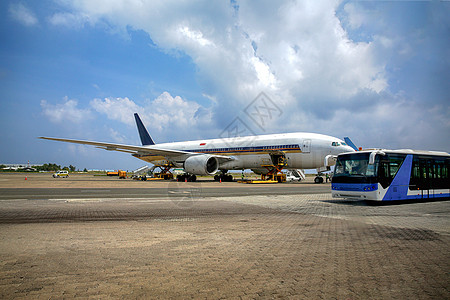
[0, 163, 88, 172]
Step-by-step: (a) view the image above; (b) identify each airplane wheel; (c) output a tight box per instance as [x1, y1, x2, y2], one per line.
[189, 175, 197, 182]
[314, 177, 324, 184]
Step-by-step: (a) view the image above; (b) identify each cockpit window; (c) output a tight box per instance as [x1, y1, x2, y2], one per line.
[332, 142, 348, 146]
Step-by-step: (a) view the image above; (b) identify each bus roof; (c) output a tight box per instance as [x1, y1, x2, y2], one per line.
[342, 149, 450, 157]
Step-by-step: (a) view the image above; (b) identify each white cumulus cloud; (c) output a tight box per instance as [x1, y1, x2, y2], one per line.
[50, 1, 387, 125]
[9, 3, 38, 26]
[90, 92, 212, 140]
[41, 97, 92, 124]
[91, 97, 143, 126]
[46, 0, 450, 150]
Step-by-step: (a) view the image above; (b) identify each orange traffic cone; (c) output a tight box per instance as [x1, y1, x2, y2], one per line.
[25, 176, 27, 180]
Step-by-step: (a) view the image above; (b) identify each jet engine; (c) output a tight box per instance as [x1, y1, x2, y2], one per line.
[184, 155, 219, 175]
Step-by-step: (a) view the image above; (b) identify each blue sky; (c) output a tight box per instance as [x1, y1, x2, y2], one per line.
[1, 0, 449, 170]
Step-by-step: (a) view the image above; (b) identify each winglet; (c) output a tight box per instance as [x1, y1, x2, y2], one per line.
[344, 137, 358, 151]
[134, 113, 155, 145]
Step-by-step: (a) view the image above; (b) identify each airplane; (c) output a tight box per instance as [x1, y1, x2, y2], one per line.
[40, 113, 355, 182]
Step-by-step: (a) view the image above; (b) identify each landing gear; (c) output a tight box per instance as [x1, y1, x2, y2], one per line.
[314, 176, 324, 184]
[214, 173, 233, 182]
[177, 174, 197, 182]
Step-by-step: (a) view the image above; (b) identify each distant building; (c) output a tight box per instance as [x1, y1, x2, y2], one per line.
[0, 163, 43, 171]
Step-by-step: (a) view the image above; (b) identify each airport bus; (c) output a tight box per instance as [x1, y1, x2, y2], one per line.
[331, 149, 450, 201]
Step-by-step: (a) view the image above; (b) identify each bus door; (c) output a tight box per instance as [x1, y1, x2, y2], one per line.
[419, 159, 432, 199]
[428, 159, 435, 199]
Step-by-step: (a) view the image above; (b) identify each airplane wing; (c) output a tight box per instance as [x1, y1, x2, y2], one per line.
[39, 137, 233, 160]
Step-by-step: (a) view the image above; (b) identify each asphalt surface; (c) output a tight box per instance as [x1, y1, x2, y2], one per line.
[0, 173, 449, 299]
[0, 184, 330, 200]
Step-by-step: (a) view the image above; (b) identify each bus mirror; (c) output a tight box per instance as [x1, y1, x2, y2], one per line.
[369, 150, 385, 164]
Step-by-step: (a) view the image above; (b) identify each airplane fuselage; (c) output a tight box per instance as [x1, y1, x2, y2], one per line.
[133, 132, 354, 171]
[40, 113, 356, 178]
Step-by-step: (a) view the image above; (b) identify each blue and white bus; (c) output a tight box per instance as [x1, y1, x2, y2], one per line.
[331, 149, 450, 201]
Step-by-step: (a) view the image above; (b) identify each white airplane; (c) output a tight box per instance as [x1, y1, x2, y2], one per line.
[40, 113, 355, 182]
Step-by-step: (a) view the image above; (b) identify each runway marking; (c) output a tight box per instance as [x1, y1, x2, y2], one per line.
[80, 189, 111, 193]
[52, 198, 104, 202]
[0, 198, 28, 201]
[152, 218, 197, 222]
[48, 198, 214, 202]
[168, 191, 194, 194]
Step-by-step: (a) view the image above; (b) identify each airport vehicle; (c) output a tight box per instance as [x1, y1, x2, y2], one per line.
[40, 113, 355, 182]
[53, 170, 69, 178]
[131, 165, 150, 181]
[331, 149, 450, 201]
[286, 170, 305, 182]
[106, 170, 127, 179]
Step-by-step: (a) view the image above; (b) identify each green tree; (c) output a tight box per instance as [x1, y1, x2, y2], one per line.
[37, 163, 61, 172]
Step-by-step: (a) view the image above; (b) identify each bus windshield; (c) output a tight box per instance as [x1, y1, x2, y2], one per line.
[334, 153, 377, 179]
[333, 152, 407, 186]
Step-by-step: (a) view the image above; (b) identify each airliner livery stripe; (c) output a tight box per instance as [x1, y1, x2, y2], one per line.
[136, 144, 302, 158]
[188, 144, 302, 154]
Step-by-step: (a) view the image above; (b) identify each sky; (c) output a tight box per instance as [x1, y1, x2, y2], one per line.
[1, 0, 449, 170]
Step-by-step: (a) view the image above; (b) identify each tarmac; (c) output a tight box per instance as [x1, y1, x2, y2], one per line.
[0, 173, 449, 299]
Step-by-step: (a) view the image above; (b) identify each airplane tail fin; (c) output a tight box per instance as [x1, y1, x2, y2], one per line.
[134, 113, 155, 145]
[344, 137, 358, 151]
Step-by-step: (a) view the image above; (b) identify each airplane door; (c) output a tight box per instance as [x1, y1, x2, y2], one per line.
[302, 140, 311, 153]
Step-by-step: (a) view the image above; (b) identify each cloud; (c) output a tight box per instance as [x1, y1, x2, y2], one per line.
[91, 97, 142, 126]
[40, 91, 212, 143]
[108, 128, 127, 143]
[48, 0, 450, 150]
[51, 1, 386, 117]
[9, 3, 38, 26]
[90, 92, 213, 140]
[48, 12, 94, 28]
[41, 97, 92, 123]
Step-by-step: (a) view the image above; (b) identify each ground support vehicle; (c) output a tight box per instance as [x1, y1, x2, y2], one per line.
[331, 149, 450, 201]
[53, 170, 69, 178]
[107, 170, 127, 179]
